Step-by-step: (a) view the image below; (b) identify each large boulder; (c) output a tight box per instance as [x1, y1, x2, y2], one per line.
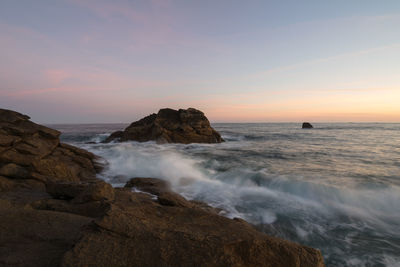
[104, 108, 224, 144]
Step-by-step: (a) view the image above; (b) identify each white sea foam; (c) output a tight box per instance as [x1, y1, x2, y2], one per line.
[88, 142, 211, 186]
[88, 133, 110, 143]
[131, 187, 158, 200]
[87, 141, 400, 230]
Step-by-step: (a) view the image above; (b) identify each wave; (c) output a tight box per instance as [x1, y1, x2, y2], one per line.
[78, 130, 400, 266]
[86, 141, 400, 226]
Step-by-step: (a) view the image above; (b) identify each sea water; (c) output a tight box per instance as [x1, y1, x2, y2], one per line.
[51, 123, 400, 267]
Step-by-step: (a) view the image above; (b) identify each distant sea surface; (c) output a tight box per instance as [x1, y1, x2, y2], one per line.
[50, 123, 400, 267]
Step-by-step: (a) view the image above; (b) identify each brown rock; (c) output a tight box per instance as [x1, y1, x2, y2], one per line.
[32, 198, 112, 218]
[104, 108, 224, 144]
[0, 199, 92, 267]
[157, 191, 193, 207]
[302, 122, 314, 129]
[104, 130, 123, 142]
[73, 181, 114, 203]
[0, 135, 16, 147]
[124, 177, 171, 195]
[61, 186, 325, 267]
[46, 180, 115, 203]
[0, 163, 30, 178]
[0, 108, 103, 182]
[125, 177, 193, 207]
[0, 176, 15, 191]
[0, 109, 30, 123]
[1, 177, 46, 192]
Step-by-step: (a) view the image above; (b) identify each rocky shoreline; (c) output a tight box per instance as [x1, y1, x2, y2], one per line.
[0, 108, 324, 266]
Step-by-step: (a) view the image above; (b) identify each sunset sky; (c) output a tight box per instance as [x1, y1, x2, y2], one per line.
[1, 0, 399, 123]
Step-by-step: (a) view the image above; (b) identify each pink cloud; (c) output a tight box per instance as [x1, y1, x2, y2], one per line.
[2, 86, 98, 97]
[2, 64, 190, 99]
[43, 69, 71, 85]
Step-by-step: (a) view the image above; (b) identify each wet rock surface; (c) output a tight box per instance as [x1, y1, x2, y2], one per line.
[104, 108, 224, 144]
[124, 177, 171, 195]
[0, 108, 325, 267]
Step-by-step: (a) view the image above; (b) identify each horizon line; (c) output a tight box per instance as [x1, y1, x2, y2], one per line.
[44, 121, 400, 125]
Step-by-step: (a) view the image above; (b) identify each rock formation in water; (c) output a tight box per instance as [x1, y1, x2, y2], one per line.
[302, 122, 314, 129]
[104, 108, 224, 144]
[0, 108, 324, 267]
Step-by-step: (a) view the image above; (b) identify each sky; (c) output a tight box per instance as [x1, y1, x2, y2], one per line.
[1, 0, 400, 123]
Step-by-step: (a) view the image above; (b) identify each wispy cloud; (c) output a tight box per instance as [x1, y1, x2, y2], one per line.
[252, 43, 400, 79]
[69, 0, 175, 47]
[43, 69, 71, 85]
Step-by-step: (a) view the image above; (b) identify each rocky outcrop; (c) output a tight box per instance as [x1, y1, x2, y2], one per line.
[302, 122, 314, 129]
[62, 178, 325, 267]
[0, 108, 105, 266]
[0, 108, 325, 267]
[104, 108, 224, 144]
[0, 109, 102, 187]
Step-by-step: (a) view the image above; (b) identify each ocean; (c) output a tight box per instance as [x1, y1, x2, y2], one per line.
[50, 123, 400, 267]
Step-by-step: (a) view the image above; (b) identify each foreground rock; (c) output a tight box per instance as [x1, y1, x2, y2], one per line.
[302, 122, 314, 129]
[0, 108, 105, 266]
[0, 109, 102, 188]
[62, 178, 324, 267]
[0, 108, 324, 267]
[104, 108, 224, 144]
